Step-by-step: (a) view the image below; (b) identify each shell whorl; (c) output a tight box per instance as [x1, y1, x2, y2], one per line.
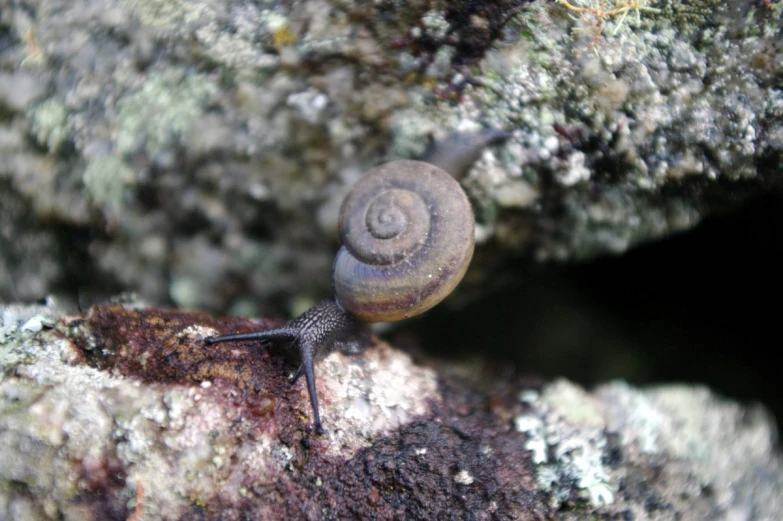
[334, 160, 475, 322]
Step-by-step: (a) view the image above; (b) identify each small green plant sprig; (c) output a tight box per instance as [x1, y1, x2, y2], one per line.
[555, 0, 661, 45]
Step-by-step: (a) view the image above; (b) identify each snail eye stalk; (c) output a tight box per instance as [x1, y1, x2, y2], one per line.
[205, 299, 370, 435]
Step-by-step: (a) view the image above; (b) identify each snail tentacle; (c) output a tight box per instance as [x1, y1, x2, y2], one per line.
[289, 364, 303, 384]
[297, 339, 322, 434]
[422, 128, 512, 178]
[204, 298, 370, 435]
[204, 328, 298, 345]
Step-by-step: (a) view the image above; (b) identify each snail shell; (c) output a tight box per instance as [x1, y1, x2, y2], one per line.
[333, 160, 475, 322]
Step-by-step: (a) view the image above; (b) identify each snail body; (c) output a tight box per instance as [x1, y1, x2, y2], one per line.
[206, 133, 504, 434]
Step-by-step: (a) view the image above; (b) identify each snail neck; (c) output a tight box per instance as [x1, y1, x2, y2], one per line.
[285, 297, 371, 433]
[288, 298, 371, 359]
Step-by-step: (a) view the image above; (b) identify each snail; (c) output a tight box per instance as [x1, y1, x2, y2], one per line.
[205, 130, 508, 434]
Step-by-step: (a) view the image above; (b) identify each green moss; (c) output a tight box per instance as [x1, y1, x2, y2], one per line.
[114, 71, 217, 157]
[554, 0, 662, 39]
[82, 156, 137, 209]
[126, 0, 212, 29]
[28, 98, 69, 153]
[126, 0, 284, 72]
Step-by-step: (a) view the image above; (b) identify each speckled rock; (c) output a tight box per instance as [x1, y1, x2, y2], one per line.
[0, 0, 781, 312]
[1, 303, 781, 520]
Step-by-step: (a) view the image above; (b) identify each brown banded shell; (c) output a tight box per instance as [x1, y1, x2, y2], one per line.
[333, 160, 475, 322]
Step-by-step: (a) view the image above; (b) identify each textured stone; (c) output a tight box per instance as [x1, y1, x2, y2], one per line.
[0, 0, 780, 313]
[1, 303, 780, 520]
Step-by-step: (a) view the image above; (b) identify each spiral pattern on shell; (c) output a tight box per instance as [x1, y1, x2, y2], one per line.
[333, 160, 475, 322]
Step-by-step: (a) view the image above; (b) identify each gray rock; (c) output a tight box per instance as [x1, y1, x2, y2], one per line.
[0, 0, 780, 312]
[0, 303, 780, 520]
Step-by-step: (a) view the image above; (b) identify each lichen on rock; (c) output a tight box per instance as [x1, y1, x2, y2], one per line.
[1, 0, 780, 311]
[2, 302, 781, 520]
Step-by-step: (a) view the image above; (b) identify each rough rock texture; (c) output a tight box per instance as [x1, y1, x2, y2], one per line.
[1, 302, 781, 520]
[1, 0, 781, 313]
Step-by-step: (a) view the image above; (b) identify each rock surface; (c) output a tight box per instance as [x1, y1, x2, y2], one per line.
[1, 303, 780, 520]
[1, 0, 781, 313]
